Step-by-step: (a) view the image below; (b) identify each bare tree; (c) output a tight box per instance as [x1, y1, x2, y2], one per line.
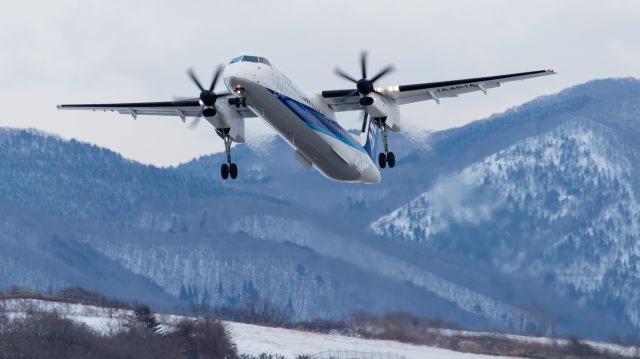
[241, 297, 291, 327]
[170, 317, 237, 359]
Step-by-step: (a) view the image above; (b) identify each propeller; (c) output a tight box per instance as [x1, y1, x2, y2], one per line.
[334, 52, 394, 98]
[185, 66, 227, 128]
[334, 52, 394, 132]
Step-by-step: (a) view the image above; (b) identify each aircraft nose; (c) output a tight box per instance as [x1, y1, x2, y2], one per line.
[360, 166, 381, 184]
[223, 63, 240, 77]
[224, 65, 259, 92]
[223, 66, 241, 87]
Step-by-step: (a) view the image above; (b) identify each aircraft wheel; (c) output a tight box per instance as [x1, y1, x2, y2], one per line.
[387, 152, 396, 168]
[221, 163, 229, 180]
[229, 163, 238, 179]
[378, 153, 387, 168]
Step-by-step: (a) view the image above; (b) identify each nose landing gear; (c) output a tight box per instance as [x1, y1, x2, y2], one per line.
[229, 86, 247, 108]
[218, 129, 238, 180]
[228, 97, 247, 108]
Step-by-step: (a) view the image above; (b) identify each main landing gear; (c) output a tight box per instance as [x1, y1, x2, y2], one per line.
[218, 129, 238, 180]
[376, 119, 395, 169]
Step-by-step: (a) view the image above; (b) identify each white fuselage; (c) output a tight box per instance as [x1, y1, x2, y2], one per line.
[223, 61, 381, 184]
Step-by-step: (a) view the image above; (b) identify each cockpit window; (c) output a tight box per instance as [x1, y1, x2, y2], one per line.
[229, 55, 271, 66]
[243, 55, 259, 63]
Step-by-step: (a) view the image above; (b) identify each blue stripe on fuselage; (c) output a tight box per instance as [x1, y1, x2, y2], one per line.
[266, 89, 366, 154]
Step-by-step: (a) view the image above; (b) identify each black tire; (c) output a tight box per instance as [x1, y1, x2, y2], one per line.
[229, 163, 238, 179]
[378, 153, 387, 168]
[387, 152, 396, 168]
[221, 163, 229, 180]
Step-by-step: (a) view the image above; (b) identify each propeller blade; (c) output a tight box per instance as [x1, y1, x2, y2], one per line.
[345, 89, 359, 97]
[188, 117, 200, 129]
[214, 92, 230, 97]
[209, 66, 224, 92]
[360, 110, 369, 133]
[335, 68, 358, 83]
[187, 68, 205, 92]
[360, 51, 367, 79]
[188, 108, 204, 129]
[369, 65, 394, 83]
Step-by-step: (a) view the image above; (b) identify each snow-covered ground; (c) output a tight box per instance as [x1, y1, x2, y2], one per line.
[226, 321, 504, 359]
[1, 299, 638, 358]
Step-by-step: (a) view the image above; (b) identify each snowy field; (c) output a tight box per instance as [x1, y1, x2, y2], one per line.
[1, 299, 638, 358]
[226, 321, 508, 359]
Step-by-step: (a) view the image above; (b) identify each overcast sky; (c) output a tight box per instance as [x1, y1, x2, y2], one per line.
[1, 0, 639, 166]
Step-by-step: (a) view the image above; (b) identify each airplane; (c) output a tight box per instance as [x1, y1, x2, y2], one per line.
[58, 53, 555, 184]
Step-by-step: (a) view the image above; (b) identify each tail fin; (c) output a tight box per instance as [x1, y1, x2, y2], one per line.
[360, 117, 379, 161]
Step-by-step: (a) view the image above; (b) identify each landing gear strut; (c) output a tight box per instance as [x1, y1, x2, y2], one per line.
[376, 118, 395, 169]
[218, 129, 238, 180]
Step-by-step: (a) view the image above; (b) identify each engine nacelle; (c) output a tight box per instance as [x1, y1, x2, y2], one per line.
[205, 108, 246, 143]
[363, 93, 402, 132]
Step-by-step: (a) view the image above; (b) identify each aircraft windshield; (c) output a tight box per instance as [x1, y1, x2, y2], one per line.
[229, 55, 271, 66]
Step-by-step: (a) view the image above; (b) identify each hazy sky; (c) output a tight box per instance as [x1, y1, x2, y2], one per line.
[2, 0, 639, 166]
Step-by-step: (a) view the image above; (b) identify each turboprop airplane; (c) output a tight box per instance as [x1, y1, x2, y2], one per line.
[58, 53, 555, 183]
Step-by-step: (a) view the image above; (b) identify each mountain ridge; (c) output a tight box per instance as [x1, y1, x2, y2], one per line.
[1, 77, 639, 339]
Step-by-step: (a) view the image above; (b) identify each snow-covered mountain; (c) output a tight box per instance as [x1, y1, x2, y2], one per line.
[371, 79, 640, 332]
[1, 78, 640, 340]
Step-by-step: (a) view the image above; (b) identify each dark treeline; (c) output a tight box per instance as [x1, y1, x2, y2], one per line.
[192, 296, 293, 329]
[0, 304, 237, 359]
[0, 286, 131, 310]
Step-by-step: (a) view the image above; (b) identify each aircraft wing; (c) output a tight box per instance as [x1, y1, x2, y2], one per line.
[321, 69, 556, 111]
[57, 98, 257, 119]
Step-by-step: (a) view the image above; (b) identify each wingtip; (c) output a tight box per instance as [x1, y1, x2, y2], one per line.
[547, 68, 558, 74]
